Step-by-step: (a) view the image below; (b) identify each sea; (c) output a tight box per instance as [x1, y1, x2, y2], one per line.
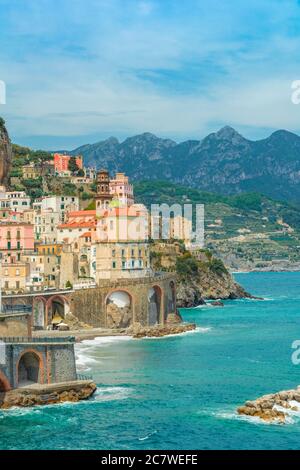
[1, 272, 300, 450]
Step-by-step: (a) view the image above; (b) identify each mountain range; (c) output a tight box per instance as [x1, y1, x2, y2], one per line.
[70, 126, 300, 203]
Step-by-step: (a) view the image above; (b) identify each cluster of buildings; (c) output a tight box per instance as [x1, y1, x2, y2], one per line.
[0, 170, 183, 397]
[1, 164, 194, 338]
[0, 171, 150, 294]
[0, 127, 182, 399]
[20, 152, 97, 184]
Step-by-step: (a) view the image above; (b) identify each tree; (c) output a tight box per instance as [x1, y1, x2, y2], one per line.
[77, 168, 84, 176]
[68, 157, 79, 174]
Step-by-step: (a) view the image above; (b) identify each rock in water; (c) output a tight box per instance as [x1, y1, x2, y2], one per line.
[0, 118, 12, 187]
[237, 387, 300, 423]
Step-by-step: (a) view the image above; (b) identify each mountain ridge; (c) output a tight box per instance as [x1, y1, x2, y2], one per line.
[65, 126, 300, 203]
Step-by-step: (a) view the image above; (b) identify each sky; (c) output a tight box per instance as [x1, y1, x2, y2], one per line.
[1, 0, 300, 149]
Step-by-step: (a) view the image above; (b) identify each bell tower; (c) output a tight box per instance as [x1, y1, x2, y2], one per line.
[95, 169, 113, 214]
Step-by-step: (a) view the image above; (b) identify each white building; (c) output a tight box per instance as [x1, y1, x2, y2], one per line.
[0, 190, 31, 213]
[34, 209, 60, 243]
[33, 195, 79, 222]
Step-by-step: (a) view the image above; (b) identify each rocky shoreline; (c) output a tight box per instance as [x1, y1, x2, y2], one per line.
[130, 322, 196, 339]
[176, 274, 254, 308]
[237, 387, 300, 423]
[0, 380, 97, 410]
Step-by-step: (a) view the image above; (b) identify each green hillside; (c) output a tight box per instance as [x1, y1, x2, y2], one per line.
[134, 181, 300, 270]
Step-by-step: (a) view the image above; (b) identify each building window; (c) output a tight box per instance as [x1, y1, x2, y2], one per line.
[112, 261, 116, 269]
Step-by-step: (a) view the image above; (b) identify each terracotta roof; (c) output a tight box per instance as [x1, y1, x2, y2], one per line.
[58, 221, 96, 229]
[80, 231, 92, 238]
[68, 210, 96, 217]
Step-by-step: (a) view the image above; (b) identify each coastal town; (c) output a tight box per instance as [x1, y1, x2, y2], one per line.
[0, 119, 201, 408]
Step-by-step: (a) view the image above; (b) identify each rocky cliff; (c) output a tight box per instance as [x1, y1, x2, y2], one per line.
[0, 118, 12, 187]
[176, 268, 251, 308]
[150, 242, 251, 308]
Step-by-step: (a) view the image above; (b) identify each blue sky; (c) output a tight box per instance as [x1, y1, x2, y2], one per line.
[1, 0, 300, 148]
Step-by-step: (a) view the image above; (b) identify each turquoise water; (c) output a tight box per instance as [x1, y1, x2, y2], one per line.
[1, 272, 300, 450]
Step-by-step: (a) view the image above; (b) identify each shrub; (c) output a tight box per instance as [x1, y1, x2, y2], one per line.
[176, 253, 199, 277]
[209, 258, 227, 275]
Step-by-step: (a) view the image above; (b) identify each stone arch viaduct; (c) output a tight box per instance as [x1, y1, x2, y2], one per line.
[2, 273, 177, 329]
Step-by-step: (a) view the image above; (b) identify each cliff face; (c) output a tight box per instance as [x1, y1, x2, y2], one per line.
[176, 269, 250, 308]
[0, 118, 12, 187]
[150, 242, 251, 308]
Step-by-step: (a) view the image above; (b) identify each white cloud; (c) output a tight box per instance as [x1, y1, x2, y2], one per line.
[2, 0, 300, 146]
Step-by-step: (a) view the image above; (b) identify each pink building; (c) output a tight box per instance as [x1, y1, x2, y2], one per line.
[0, 222, 34, 260]
[109, 173, 134, 207]
[53, 153, 83, 173]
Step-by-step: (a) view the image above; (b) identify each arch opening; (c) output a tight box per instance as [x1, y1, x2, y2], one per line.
[167, 281, 176, 317]
[106, 291, 133, 328]
[148, 286, 162, 326]
[47, 296, 70, 326]
[18, 352, 41, 387]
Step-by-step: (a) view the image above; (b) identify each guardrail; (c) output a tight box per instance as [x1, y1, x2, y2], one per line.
[0, 336, 75, 343]
[2, 305, 32, 314]
[77, 373, 93, 381]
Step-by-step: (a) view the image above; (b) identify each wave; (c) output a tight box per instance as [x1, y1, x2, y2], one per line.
[75, 335, 133, 371]
[0, 386, 133, 419]
[141, 326, 211, 340]
[214, 400, 300, 426]
[0, 407, 43, 418]
[92, 386, 133, 402]
[197, 407, 291, 426]
[138, 430, 158, 441]
[79, 335, 133, 347]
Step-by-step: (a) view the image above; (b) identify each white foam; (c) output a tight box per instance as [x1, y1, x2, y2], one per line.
[140, 326, 211, 340]
[80, 335, 133, 347]
[93, 386, 133, 402]
[138, 430, 158, 441]
[75, 335, 133, 371]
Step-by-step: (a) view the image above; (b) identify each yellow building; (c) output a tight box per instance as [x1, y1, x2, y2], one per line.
[36, 243, 63, 257]
[96, 241, 150, 281]
[1, 261, 28, 292]
[22, 163, 40, 180]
